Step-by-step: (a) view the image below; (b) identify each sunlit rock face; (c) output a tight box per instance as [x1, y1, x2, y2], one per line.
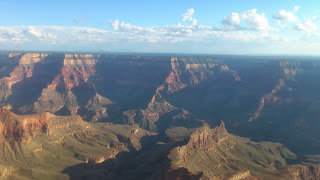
[167, 122, 297, 179]
[33, 54, 101, 114]
[0, 53, 48, 102]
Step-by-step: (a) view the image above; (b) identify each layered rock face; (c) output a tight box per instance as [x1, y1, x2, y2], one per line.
[123, 57, 241, 130]
[0, 53, 48, 102]
[165, 57, 240, 94]
[168, 122, 297, 179]
[0, 108, 50, 142]
[33, 54, 113, 121]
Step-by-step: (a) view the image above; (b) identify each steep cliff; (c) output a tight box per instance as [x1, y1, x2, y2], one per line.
[0, 53, 48, 102]
[33, 54, 113, 121]
[123, 57, 241, 131]
[164, 57, 240, 94]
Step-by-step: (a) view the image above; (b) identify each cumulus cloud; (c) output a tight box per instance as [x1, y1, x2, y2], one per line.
[25, 26, 57, 40]
[273, 10, 298, 22]
[222, 9, 273, 31]
[112, 21, 144, 32]
[293, 5, 301, 12]
[182, 8, 197, 26]
[109, 20, 214, 43]
[0, 27, 29, 42]
[111, 20, 120, 30]
[273, 6, 320, 34]
[277, 20, 287, 29]
[222, 12, 243, 31]
[294, 19, 317, 32]
[73, 18, 85, 24]
[242, 9, 273, 31]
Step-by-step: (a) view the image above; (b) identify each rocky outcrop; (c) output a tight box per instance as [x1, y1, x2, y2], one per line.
[33, 54, 113, 121]
[85, 149, 121, 163]
[8, 53, 22, 58]
[0, 53, 48, 102]
[168, 122, 297, 179]
[284, 164, 320, 180]
[0, 108, 50, 142]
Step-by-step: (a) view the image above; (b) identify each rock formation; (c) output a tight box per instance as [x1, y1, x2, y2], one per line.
[168, 122, 297, 179]
[0, 53, 48, 102]
[123, 57, 241, 131]
[33, 54, 113, 121]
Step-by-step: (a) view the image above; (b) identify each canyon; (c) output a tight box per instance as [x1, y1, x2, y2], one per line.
[0, 52, 319, 179]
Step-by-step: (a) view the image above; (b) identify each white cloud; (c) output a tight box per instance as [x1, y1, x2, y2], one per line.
[111, 20, 120, 31]
[273, 6, 319, 33]
[182, 8, 197, 26]
[277, 20, 287, 29]
[110, 19, 215, 43]
[116, 21, 144, 32]
[0, 27, 29, 42]
[273, 10, 298, 22]
[0, 26, 110, 44]
[26, 26, 57, 40]
[222, 9, 273, 31]
[242, 9, 273, 31]
[293, 5, 301, 12]
[73, 17, 85, 24]
[294, 19, 317, 32]
[311, 16, 318, 20]
[222, 12, 243, 31]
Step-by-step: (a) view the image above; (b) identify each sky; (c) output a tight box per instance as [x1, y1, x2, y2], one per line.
[1, 0, 320, 55]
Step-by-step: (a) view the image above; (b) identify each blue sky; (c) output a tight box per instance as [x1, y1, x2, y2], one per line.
[1, 0, 320, 55]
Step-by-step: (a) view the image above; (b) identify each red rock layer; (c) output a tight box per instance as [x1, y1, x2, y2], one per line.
[0, 108, 51, 142]
[0, 53, 48, 101]
[46, 54, 98, 91]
